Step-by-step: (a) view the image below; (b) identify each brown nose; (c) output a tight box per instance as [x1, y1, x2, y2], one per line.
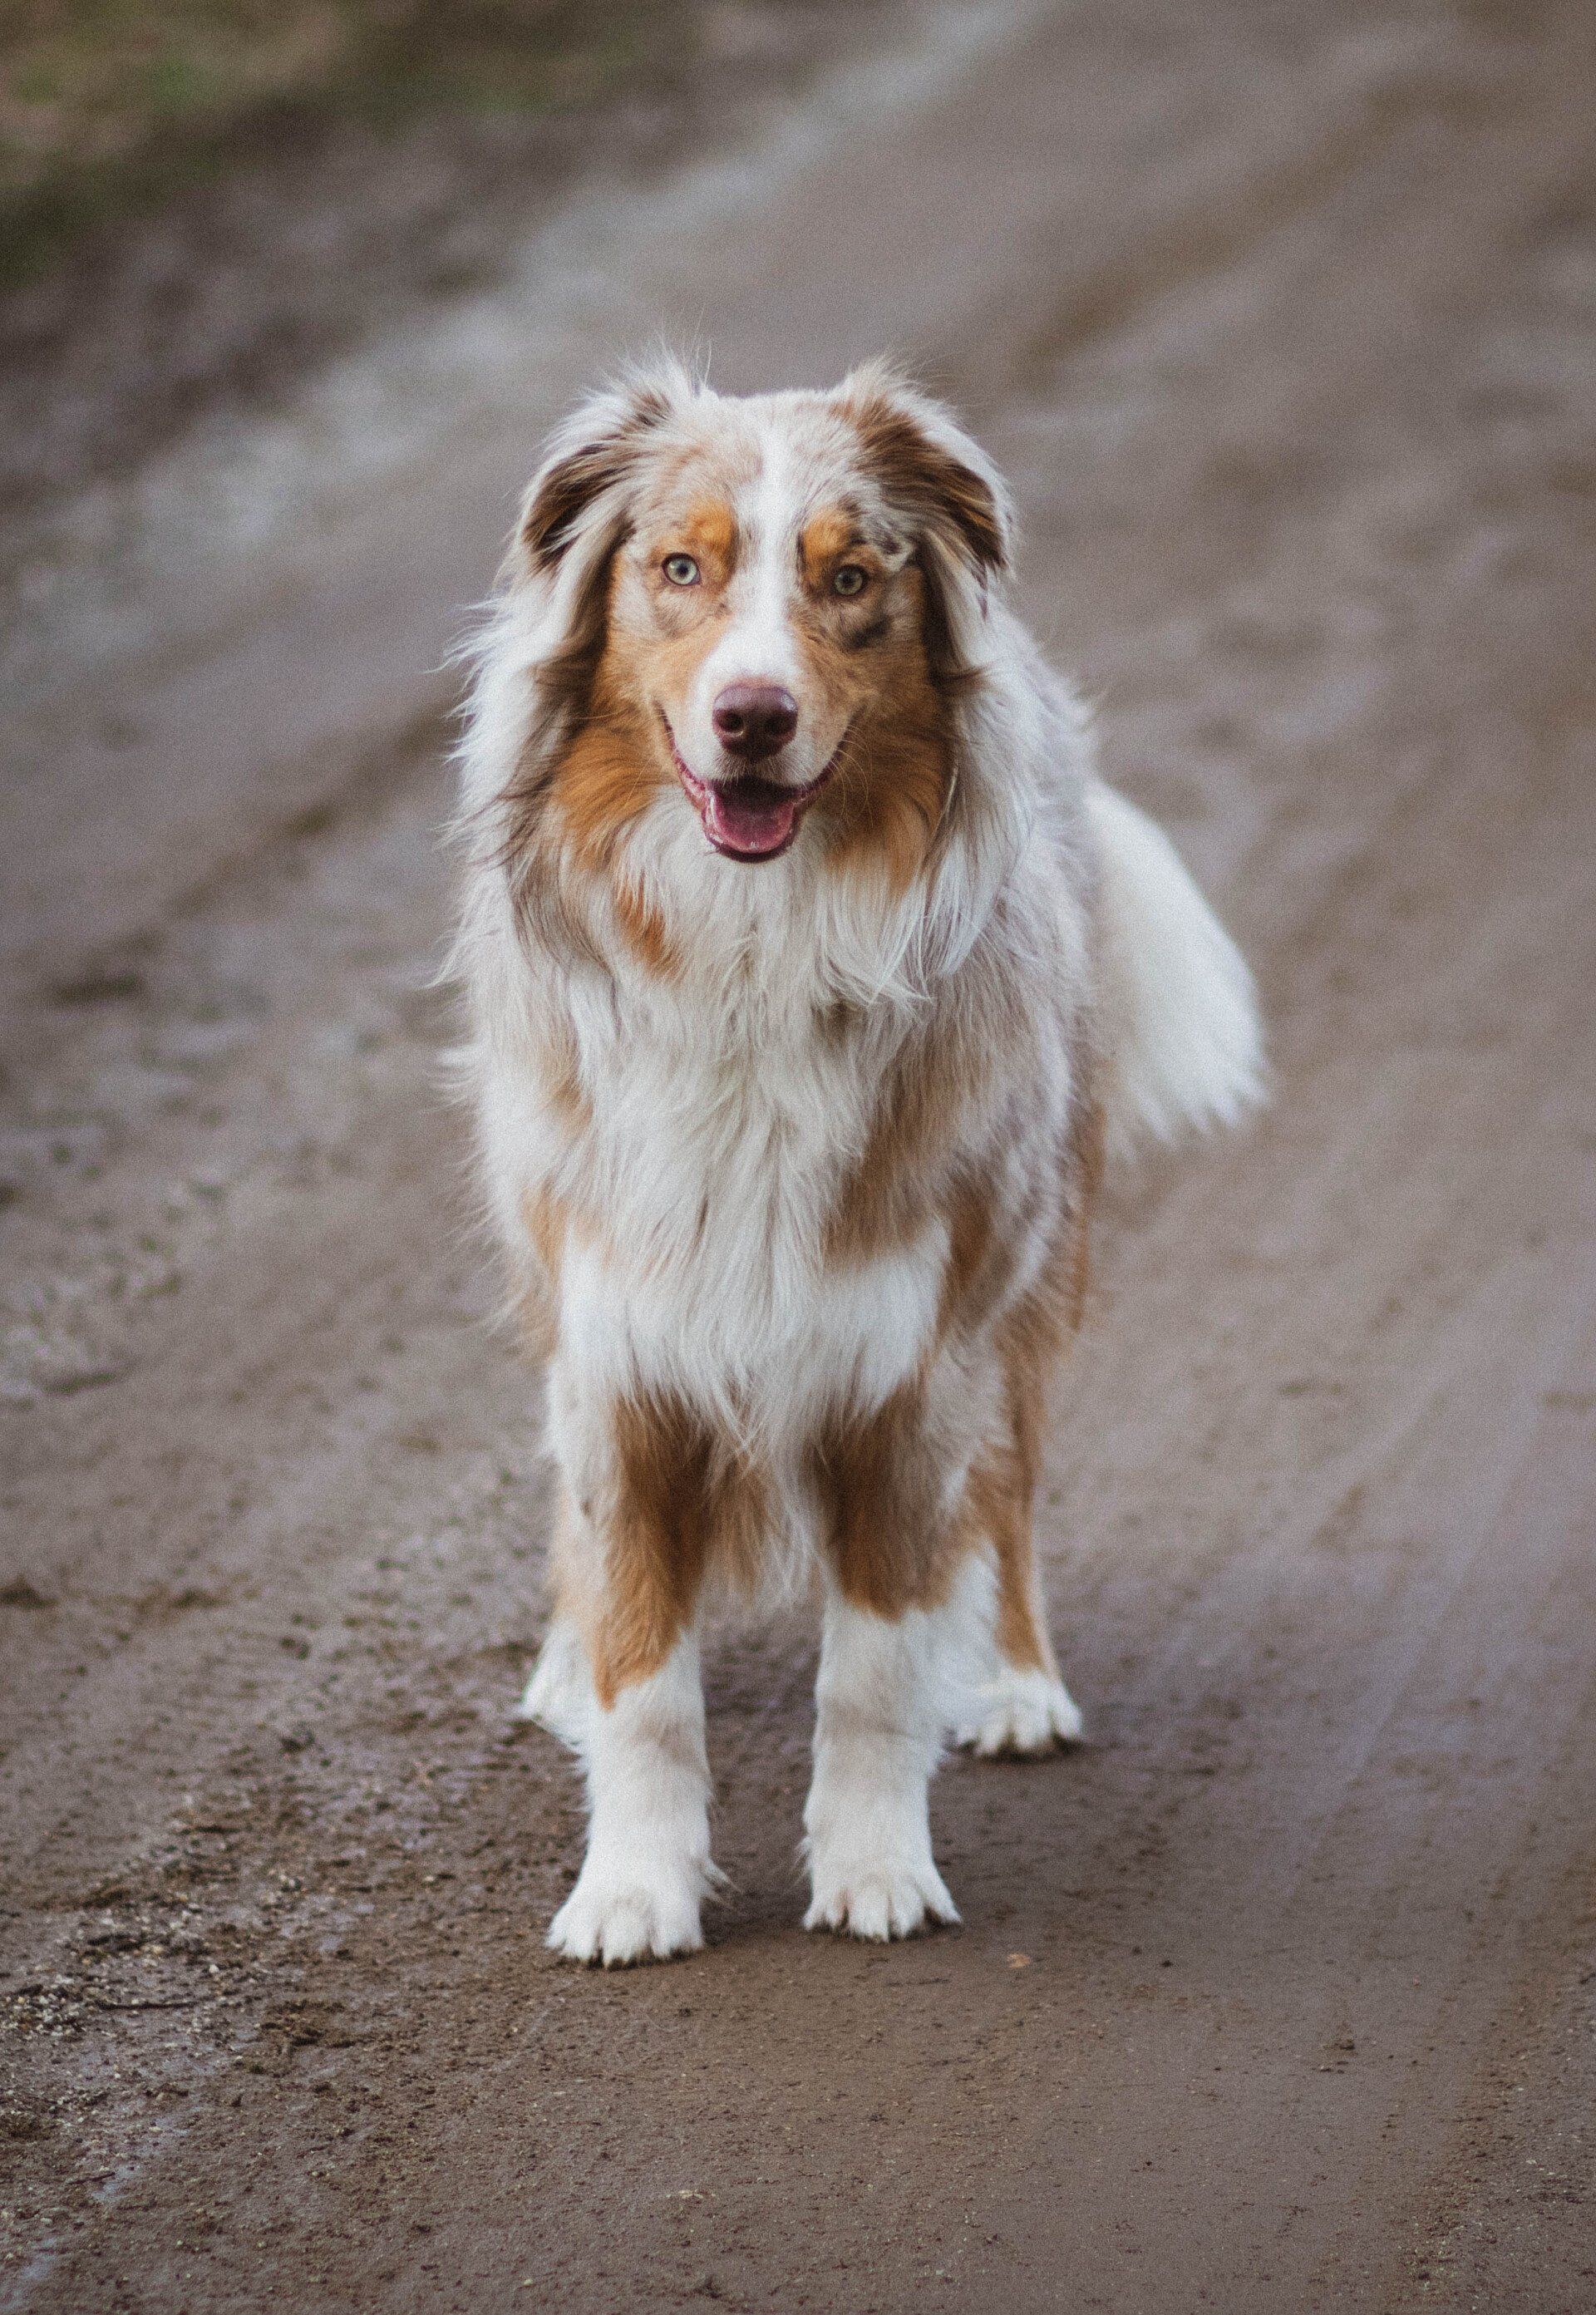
[712, 682, 799, 761]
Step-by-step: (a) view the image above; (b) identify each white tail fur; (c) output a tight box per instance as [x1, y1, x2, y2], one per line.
[1086, 782, 1267, 1163]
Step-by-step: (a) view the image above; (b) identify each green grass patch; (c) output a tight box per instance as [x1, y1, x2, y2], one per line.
[0, 0, 704, 288]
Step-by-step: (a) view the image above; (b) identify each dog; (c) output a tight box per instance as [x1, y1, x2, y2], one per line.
[452, 359, 1264, 1964]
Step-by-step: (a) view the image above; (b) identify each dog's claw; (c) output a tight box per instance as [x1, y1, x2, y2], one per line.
[804, 1859, 959, 1942]
[955, 1667, 1083, 1756]
[547, 1857, 711, 1966]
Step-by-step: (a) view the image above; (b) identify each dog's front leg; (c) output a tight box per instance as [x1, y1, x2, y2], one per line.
[804, 1385, 973, 1940]
[546, 1617, 713, 1968]
[535, 1391, 718, 1967]
[804, 1585, 960, 1941]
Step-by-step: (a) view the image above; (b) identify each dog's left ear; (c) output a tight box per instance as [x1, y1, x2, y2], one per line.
[838, 362, 1013, 682]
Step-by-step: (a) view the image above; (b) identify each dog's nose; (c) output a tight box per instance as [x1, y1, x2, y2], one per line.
[712, 682, 799, 761]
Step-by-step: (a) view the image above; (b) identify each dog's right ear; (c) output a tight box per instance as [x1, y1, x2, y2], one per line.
[835, 360, 1013, 688]
[511, 361, 693, 586]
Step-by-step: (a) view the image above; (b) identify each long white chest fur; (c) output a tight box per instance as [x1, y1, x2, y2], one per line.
[480, 826, 1076, 1490]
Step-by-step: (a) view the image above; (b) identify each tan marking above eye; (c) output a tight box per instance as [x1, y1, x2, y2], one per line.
[675, 498, 738, 568]
[800, 509, 872, 592]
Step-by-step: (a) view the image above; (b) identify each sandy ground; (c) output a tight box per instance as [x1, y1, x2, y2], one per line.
[2, 1, 1595, 2308]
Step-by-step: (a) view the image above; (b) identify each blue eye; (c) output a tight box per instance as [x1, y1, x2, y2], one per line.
[833, 564, 868, 597]
[663, 554, 700, 586]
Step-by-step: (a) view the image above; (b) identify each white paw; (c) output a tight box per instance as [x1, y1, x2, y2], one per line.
[955, 1665, 1084, 1756]
[804, 1853, 960, 1942]
[547, 1851, 711, 1968]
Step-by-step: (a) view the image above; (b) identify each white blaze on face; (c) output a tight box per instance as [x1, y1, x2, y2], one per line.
[678, 422, 816, 786]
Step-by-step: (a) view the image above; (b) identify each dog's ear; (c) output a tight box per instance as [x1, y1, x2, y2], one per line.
[511, 359, 695, 585]
[838, 362, 1012, 682]
[495, 365, 697, 897]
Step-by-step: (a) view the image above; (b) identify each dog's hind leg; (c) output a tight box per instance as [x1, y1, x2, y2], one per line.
[952, 1537, 1084, 1757]
[953, 1321, 1083, 1756]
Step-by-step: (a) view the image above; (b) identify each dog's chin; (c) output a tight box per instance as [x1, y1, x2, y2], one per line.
[672, 747, 834, 864]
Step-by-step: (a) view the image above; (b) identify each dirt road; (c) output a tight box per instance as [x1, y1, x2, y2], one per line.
[3, 2, 1594, 2308]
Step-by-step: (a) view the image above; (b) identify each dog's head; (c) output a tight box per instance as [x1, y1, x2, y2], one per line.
[510, 360, 1012, 872]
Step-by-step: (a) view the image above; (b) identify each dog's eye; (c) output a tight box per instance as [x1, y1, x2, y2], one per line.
[663, 554, 700, 587]
[833, 564, 869, 598]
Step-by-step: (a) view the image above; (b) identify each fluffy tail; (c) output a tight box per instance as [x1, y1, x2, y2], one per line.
[1086, 781, 1267, 1164]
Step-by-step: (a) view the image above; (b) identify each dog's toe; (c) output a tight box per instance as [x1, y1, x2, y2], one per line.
[547, 1859, 707, 1967]
[956, 1667, 1083, 1756]
[804, 1859, 959, 1942]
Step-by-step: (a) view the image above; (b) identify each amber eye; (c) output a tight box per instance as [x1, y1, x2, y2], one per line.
[833, 564, 869, 598]
[663, 554, 700, 586]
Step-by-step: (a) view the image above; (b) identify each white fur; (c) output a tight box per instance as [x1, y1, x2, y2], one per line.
[940, 1547, 1085, 1754]
[543, 1632, 717, 1966]
[804, 1586, 960, 1939]
[1086, 781, 1267, 1163]
[676, 414, 820, 784]
[955, 1662, 1084, 1756]
[517, 1613, 590, 1744]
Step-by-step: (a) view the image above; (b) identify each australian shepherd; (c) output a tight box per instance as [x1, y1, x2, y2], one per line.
[453, 359, 1264, 1964]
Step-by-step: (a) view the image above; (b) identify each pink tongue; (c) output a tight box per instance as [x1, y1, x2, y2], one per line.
[705, 783, 799, 855]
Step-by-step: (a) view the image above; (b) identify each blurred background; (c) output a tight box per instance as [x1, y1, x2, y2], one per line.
[2, 6, 1594, 2312]
[1, 2, 890, 515]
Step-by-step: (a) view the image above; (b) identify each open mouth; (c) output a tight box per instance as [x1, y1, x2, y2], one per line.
[667, 728, 836, 863]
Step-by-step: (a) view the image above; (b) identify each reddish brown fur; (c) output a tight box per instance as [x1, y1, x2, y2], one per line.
[972, 1083, 1101, 1671]
[823, 1005, 993, 1264]
[841, 389, 1007, 574]
[973, 1285, 1074, 1677]
[554, 1396, 766, 1706]
[517, 1187, 568, 1358]
[549, 717, 667, 865]
[677, 496, 740, 574]
[794, 515, 955, 889]
[937, 1168, 1021, 1343]
[797, 509, 861, 587]
[818, 629, 953, 890]
[808, 1381, 968, 1618]
[611, 875, 679, 977]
